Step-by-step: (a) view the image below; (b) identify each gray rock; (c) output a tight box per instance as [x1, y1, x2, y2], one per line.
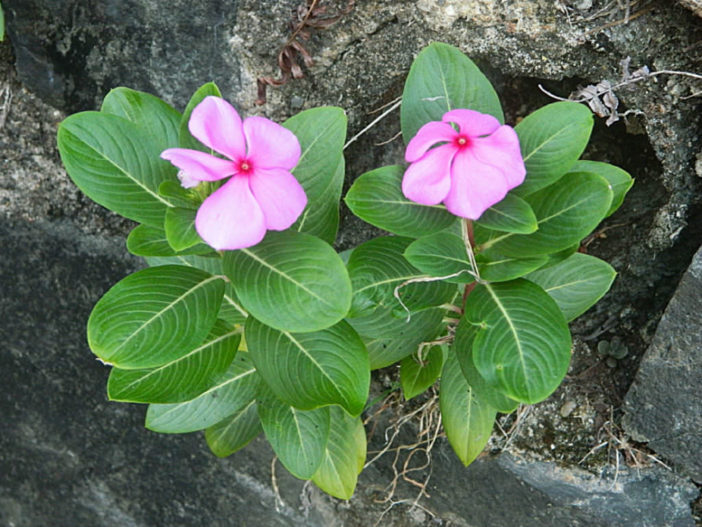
[624, 244, 702, 484]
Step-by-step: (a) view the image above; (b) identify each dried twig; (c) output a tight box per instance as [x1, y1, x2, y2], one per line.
[539, 58, 702, 126]
[256, 0, 355, 104]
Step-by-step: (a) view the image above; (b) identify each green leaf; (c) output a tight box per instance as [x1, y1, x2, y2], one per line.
[355, 307, 445, 369]
[57, 112, 177, 226]
[569, 160, 633, 217]
[145, 253, 248, 325]
[514, 102, 594, 196]
[347, 236, 456, 318]
[0, 2, 4, 41]
[146, 352, 260, 433]
[179, 82, 223, 151]
[245, 318, 369, 417]
[224, 231, 351, 333]
[453, 319, 519, 413]
[465, 280, 572, 404]
[293, 156, 345, 243]
[540, 244, 579, 269]
[285, 107, 347, 244]
[525, 253, 616, 321]
[257, 385, 330, 479]
[88, 265, 224, 369]
[440, 352, 496, 466]
[164, 207, 204, 251]
[400, 345, 444, 400]
[475, 194, 537, 234]
[476, 253, 549, 283]
[205, 400, 261, 457]
[404, 233, 473, 283]
[107, 319, 240, 403]
[312, 406, 366, 500]
[477, 172, 613, 257]
[401, 42, 504, 142]
[159, 181, 201, 209]
[100, 87, 181, 152]
[344, 165, 457, 237]
[126, 224, 213, 257]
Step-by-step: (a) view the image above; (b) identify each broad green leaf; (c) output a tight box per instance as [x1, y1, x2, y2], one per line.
[476, 253, 549, 283]
[224, 231, 351, 333]
[475, 194, 537, 234]
[345, 165, 457, 238]
[257, 386, 331, 479]
[525, 253, 616, 321]
[145, 253, 247, 325]
[465, 280, 572, 404]
[401, 42, 504, 142]
[159, 181, 201, 209]
[164, 207, 204, 251]
[0, 3, 4, 41]
[347, 236, 456, 318]
[477, 172, 613, 257]
[312, 406, 366, 500]
[453, 320, 519, 413]
[245, 318, 369, 417]
[404, 233, 473, 283]
[179, 82, 223, 151]
[205, 400, 261, 457]
[400, 345, 444, 400]
[101, 87, 181, 152]
[126, 224, 213, 257]
[285, 107, 347, 243]
[540, 244, 579, 269]
[88, 265, 224, 369]
[514, 102, 594, 196]
[146, 352, 260, 433]
[58, 112, 177, 226]
[107, 319, 240, 403]
[440, 352, 496, 466]
[293, 156, 345, 243]
[569, 160, 633, 217]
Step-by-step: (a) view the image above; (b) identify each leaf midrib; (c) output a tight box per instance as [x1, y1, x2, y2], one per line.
[484, 284, 530, 400]
[110, 274, 222, 356]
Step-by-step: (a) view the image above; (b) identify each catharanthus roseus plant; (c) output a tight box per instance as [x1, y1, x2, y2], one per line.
[57, 42, 632, 500]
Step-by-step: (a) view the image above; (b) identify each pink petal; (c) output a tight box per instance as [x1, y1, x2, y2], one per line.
[443, 109, 500, 137]
[471, 125, 526, 188]
[402, 144, 456, 205]
[195, 176, 266, 250]
[249, 168, 308, 230]
[443, 149, 510, 220]
[161, 148, 237, 185]
[188, 96, 246, 160]
[243, 117, 301, 170]
[405, 121, 457, 163]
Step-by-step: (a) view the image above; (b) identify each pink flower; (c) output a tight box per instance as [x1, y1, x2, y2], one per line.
[402, 109, 526, 220]
[161, 96, 307, 250]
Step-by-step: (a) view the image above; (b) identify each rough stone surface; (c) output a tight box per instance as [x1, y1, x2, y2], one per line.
[2, 0, 702, 524]
[623, 244, 702, 484]
[679, 0, 702, 18]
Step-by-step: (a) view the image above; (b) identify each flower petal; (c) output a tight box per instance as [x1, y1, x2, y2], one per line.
[405, 121, 457, 162]
[243, 116, 301, 170]
[195, 176, 266, 250]
[443, 149, 509, 220]
[161, 148, 237, 185]
[249, 168, 308, 230]
[442, 109, 500, 137]
[471, 125, 526, 188]
[402, 144, 456, 205]
[188, 96, 246, 160]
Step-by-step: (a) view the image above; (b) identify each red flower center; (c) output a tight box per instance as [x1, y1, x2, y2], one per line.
[238, 159, 253, 174]
[454, 135, 471, 149]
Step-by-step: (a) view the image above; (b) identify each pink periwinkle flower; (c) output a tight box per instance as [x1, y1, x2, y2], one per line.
[402, 109, 526, 220]
[161, 96, 307, 250]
